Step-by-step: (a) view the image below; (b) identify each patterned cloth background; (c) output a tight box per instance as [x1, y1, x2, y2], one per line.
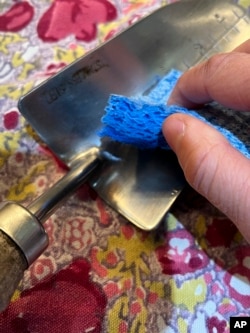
[0, 1, 249, 332]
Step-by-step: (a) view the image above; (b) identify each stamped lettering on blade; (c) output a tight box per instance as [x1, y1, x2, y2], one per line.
[43, 59, 108, 104]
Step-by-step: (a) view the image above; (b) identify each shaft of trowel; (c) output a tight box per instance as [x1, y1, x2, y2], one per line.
[0, 148, 99, 312]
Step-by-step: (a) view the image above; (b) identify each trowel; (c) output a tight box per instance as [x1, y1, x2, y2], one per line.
[0, 0, 249, 311]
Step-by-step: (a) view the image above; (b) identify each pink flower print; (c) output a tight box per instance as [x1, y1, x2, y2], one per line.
[156, 229, 209, 275]
[37, 0, 117, 42]
[0, 1, 34, 32]
[35, 62, 67, 80]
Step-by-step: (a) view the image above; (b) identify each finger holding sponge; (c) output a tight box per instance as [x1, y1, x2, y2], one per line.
[99, 69, 250, 159]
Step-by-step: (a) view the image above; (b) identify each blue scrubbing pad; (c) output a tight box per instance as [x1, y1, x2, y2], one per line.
[99, 69, 250, 159]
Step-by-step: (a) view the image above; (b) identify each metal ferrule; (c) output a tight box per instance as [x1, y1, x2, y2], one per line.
[0, 202, 48, 266]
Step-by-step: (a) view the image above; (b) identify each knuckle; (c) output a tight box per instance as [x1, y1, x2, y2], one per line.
[202, 52, 232, 80]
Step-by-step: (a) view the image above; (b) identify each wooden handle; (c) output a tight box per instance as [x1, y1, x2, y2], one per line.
[0, 230, 27, 312]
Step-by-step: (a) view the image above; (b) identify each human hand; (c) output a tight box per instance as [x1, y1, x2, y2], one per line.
[162, 40, 250, 242]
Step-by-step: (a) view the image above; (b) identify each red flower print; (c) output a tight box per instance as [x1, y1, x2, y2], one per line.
[28, 257, 56, 284]
[224, 247, 250, 308]
[130, 301, 141, 315]
[0, 259, 107, 333]
[206, 218, 238, 247]
[44, 216, 56, 244]
[38, 145, 68, 170]
[206, 316, 227, 333]
[104, 281, 120, 298]
[156, 230, 209, 275]
[3, 110, 19, 130]
[0, 1, 34, 32]
[63, 216, 95, 252]
[37, 0, 117, 42]
[121, 224, 135, 240]
[96, 196, 113, 226]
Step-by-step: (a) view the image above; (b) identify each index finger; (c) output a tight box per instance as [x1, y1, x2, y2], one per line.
[168, 51, 250, 111]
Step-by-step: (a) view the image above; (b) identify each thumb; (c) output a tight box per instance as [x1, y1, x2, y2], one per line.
[162, 114, 250, 242]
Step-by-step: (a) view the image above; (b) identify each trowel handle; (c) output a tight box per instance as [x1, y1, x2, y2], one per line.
[0, 148, 100, 312]
[0, 229, 27, 312]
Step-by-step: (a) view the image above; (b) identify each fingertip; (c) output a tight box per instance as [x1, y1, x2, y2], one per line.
[167, 81, 192, 108]
[167, 71, 208, 109]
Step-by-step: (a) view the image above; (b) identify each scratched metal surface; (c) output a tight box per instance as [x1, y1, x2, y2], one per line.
[18, 0, 250, 230]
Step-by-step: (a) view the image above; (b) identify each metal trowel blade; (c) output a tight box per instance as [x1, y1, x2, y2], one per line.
[18, 0, 250, 230]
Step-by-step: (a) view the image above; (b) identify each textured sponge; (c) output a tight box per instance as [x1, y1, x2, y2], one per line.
[99, 69, 250, 159]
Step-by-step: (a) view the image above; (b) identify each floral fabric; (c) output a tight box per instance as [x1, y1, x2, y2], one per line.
[0, 1, 249, 332]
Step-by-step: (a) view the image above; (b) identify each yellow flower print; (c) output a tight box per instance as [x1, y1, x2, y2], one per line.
[169, 277, 207, 312]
